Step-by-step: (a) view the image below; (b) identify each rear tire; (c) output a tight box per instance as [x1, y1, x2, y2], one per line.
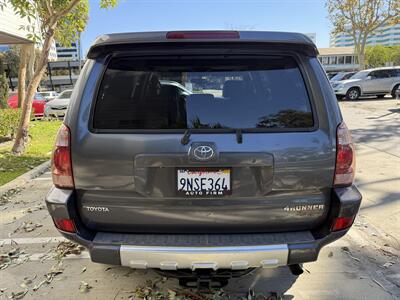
[336, 95, 345, 101]
[392, 84, 400, 98]
[346, 87, 360, 101]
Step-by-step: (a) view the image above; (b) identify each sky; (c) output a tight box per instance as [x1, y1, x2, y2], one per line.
[81, 0, 333, 55]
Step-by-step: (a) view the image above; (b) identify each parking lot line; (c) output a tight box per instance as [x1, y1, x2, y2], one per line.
[29, 251, 90, 261]
[0, 236, 67, 246]
[33, 177, 52, 181]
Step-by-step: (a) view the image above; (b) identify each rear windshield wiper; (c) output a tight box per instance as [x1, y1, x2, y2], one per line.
[181, 129, 191, 145]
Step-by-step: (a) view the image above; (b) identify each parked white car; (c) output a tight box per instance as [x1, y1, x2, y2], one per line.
[44, 89, 73, 118]
[38, 91, 58, 102]
[332, 67, 400, 100]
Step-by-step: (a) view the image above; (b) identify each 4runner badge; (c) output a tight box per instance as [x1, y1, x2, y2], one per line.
[284, 204, 325, 212]
[84, 206, 110, 212]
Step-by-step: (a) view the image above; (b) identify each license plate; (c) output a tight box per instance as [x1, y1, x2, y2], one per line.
[177, 168, 231, 197]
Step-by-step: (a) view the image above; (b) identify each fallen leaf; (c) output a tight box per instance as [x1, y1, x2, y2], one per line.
[33, 263, 64, 292]
[55, 241, 85, 260]
[79, 281, 92, 293]
[0, 247, 30, 270]
[9, 290, 28, 300]
[20, 275, 36, 288]
[12, 222, 43, 234]
[382, 262, 394, 268]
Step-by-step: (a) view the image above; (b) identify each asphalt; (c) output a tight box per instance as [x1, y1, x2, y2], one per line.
[0, 97, 399, 300]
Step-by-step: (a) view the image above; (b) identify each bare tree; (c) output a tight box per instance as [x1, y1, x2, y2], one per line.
[327, 0, 399, 69]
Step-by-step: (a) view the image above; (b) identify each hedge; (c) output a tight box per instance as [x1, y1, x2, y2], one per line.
[0, 108, 21, 139]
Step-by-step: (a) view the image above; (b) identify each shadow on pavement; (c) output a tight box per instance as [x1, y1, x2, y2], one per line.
[225, 267, 297, 299]
[350, 123, 398, 145]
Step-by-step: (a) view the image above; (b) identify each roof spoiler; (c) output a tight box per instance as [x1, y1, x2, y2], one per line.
[87, 31, 318, 59]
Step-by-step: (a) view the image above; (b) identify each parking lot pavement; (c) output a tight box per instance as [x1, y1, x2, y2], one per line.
[339, 97, 400, 245]
[0, 99, 399, 299]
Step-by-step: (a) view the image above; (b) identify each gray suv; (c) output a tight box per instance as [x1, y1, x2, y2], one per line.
[332, 67, 400, 100]
[46, 31, 361, 287]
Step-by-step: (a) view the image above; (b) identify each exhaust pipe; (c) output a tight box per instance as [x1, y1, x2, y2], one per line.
[288, 264, 303, 276]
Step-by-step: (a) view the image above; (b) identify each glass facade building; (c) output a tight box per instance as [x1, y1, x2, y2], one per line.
[330, 24, 400, 47]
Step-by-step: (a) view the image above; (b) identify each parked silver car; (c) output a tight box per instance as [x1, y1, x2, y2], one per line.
[44, 89, 73, 118]
[329, 71, 356, 83]
[332, 67, 400, 100]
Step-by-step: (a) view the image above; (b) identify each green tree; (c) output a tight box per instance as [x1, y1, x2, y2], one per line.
[327, 0, 400, 69]
[0, 58, 9, 108]
[388, 45, 400, 65]
[365, 45, 390, 68]
[0, 74, 9, 108]
[0, 0, 118, 155]
[0, 46, 20, 78]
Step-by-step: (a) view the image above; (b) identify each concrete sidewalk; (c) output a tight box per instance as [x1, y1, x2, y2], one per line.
[340, 98, 400, 248]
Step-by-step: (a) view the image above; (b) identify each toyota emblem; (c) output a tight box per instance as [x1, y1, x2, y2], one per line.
[193, 145, 215, 161]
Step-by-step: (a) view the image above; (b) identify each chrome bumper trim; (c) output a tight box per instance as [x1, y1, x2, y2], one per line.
[120, 244, 288, 270]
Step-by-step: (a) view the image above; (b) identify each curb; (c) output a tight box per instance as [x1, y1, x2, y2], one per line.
[0, 160, 51, 197]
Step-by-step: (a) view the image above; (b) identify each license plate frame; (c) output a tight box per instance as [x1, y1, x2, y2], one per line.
[176, 167, 232, 197]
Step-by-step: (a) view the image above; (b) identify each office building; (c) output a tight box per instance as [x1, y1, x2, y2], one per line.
[0, 1, 57, 61]
[330, 23, 400, 47]
[318, 47, 359, 72]
[56, 42, 79, 61]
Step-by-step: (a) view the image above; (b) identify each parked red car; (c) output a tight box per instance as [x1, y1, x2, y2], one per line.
[7, 93, 46, 117]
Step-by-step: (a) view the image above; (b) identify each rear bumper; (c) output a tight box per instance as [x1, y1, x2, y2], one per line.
[44, 107, 67, 118]
[45, 186, 361, 270]
[120, 244, 288, 270]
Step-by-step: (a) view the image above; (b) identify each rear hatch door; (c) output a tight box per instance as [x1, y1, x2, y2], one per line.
[72, 45, 335, 233]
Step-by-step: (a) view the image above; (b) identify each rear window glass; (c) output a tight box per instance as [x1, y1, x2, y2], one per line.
[93, 56, 313, 130]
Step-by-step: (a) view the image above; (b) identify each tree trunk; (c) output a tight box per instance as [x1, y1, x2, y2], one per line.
[358, 52, 366, 70]
[17, 44, 29, 108]
[26, 44, 35, 84]
[12, 29, 56, 155]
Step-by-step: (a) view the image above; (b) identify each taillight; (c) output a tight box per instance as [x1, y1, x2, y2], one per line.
[53, 218, 76, 233]
[166, 31, 240, 39]
[331, 216, 355, 231]
[334, 122, 355, 187]
[52, 124, 74, 189]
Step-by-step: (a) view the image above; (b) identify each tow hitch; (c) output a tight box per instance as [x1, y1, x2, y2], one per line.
[155, 268, 255, 289]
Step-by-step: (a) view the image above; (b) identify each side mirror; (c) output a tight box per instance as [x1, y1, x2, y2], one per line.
[366, 76, 372, 80]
